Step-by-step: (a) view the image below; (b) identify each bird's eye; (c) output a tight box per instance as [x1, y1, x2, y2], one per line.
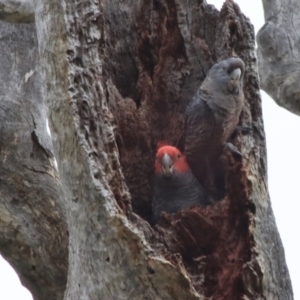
[177, 154, 181, 159]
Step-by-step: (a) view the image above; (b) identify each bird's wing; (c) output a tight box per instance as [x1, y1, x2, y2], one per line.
[184, 90, 218, 156]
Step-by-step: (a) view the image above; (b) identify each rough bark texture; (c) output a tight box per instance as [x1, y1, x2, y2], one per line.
[0, 0, 293, 299]
[0, 0, 34, 23]
[257, 0, 300, 116]
[0, 20, 68, 300]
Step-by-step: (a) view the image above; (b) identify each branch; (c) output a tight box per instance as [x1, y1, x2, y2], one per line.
[257, 0, 300, 116]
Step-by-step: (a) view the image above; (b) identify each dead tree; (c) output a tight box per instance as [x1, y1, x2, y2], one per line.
[0, 0, 293, 299]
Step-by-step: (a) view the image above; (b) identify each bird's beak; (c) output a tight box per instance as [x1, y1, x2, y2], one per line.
[230, 68, 242, 82]
[229, 67, 242, 94]
[161, 153, 173, 177]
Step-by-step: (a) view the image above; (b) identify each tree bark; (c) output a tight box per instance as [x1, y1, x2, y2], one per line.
[0, 0, 34, 23]
[257, 0, 300, 116]
[0, 0, 293, 299]
[0, 18, 68, 300]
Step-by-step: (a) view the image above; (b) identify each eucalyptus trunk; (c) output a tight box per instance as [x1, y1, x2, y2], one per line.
[0, 0, 293, 299]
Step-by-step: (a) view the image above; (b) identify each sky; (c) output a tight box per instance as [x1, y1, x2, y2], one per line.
[0, 0, 299, 299]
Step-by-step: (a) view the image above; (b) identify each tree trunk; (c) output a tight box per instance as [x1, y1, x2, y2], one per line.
[0, 16, 68, 300]
[257, 0, 300, 116]
[0, 0, 293, 299]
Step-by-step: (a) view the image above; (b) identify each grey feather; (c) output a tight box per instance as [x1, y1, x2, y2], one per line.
[184, 57, 245, 191]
